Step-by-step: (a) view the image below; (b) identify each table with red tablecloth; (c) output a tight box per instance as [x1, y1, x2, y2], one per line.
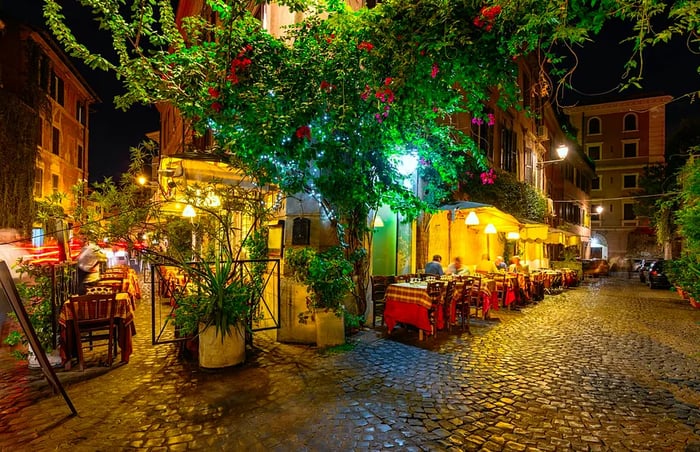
[58, 292, 136, 366]
[384, 282, 445, 338]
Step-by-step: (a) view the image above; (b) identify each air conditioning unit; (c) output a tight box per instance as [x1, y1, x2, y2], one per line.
[537, 125, 549, 141]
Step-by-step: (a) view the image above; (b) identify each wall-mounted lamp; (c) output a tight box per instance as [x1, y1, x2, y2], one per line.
[595, 205, 603, 214]
[506, 231, 520, 241]
[373, 216, 384, 228]
[484, 223, 496, 260]
[537, 144, 569, 168]
[465, 211, 480, 227]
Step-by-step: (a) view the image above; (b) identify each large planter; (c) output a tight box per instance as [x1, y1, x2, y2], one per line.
[315, 310, 345, 347]
[198, 322, 245, 369]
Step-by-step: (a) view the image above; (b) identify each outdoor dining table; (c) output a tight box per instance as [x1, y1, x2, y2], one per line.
[384, 281, 443, 340]
[58, 292, 136, 368]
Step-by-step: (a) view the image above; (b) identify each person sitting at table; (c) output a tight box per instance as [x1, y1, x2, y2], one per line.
[495, 256, 508, 271]
[508, 255, 529, 274]
[77, 241, 107, 294]
[476, 254, 498, 274]
[424, 255, 444, 276]
[447, 256, 469, 275]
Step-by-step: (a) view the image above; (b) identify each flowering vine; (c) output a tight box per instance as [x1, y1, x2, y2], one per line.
[473, 5, 502, 31]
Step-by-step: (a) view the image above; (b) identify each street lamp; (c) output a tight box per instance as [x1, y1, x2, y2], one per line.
[595, 205, 603, 214]
[537, 144, 569, 168]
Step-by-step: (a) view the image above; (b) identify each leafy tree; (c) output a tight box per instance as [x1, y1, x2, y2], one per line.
[40, 0, 700, 317]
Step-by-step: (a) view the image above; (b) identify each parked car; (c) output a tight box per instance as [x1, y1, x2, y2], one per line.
[639, 260, 655, 283]
[647, 260, 671, 289]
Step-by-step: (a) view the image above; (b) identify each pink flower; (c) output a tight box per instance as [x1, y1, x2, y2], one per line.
[431, 63, 439, 79]
[487, 113, 495, 126]
[360, 84, 371, 100]
[472, 117, 484, 126]
[480, 168, 496, 185]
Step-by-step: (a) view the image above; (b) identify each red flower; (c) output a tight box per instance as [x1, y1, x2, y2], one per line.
[360, 84, 371, 101]
[431, 63, 439, 79]
[211, 102, 222, 113]
[320, 80, 334, 92]
[295, 125, 311, 141]
[474, 4, 501, 31]
[208, 87, 220, 98]
[357, 41, 374, 52]
[384, 77, 393, 86]
[325, 34, 335, 43]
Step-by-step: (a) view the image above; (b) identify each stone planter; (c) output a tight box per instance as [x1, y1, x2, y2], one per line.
[198, 322, 245, 369]
[315, 310, 345, 347]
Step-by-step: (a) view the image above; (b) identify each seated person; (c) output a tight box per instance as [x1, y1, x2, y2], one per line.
[476, 254, 498, 274]
[508, 255, 529, 274]
[494, 255, 508, 271]
[424, 254, 444, 276]
[446, 256, 469, 275]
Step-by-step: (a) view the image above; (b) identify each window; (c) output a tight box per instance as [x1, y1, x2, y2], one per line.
[623, 141, 637, 158]
[592, 176, 601, 190]
[52, 174, 59, 193]
[471, 110, 494, 160]
[77, 145, 84, 170]
[501, 126, 517, 173]
[623, 203, 636, 221]
[52, 127, 60, 155]
[587, 144, 601, 160]
[623, 113, 637, 131]
[34, 168, 43, 197]
[50, 71, 64, 106]
[76, 102, 86, 125]
[587, 117, 601, 135]
[623, 174, 638, 189]
[37, 118, 43, 149]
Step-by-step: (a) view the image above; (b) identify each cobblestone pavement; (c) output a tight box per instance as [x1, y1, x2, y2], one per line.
[1, 276, 700, 451]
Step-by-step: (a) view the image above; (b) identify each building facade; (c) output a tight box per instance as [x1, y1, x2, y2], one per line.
[0, 17, 99, 238]
[564, 95, 672, 266]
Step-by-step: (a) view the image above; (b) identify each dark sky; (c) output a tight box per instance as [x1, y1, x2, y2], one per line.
[2, 3, 698, 182]
[555, 20, 700, 141]
[1, 0, 160, 183]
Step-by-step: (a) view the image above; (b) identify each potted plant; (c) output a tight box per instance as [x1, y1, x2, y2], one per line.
[285, 246, 354, 347]
[2, 261, 63, 368]
[172, 251, 251, 368]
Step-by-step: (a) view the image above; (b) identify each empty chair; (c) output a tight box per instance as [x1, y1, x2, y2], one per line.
[442, 280, 457, 332]
[464, 275, 483, 320]
[67, 293, 118, 371]
[371, 275, 390, 327]
[426, 281, 443, 336]
[453, 281, 472, 334]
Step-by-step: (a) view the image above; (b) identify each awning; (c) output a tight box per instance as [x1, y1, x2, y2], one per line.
[519, 220, 549, 242]
[547, 228, 566, 245]
[439, 201, 521, 233]
[155, 154, 275, 215]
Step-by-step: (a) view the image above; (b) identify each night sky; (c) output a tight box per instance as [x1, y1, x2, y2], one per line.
[2, 3, 698, 183]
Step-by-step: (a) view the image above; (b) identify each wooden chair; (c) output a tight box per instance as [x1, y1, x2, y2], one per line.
[426, 281, 443, 336]
[453, 281, 472, 334]
[442, 280, 457, 332]
[465, 275, 483, 320]
[492, 273, 508, 308]
[67, 293, 118, 371]
[370, 275, 390, 327]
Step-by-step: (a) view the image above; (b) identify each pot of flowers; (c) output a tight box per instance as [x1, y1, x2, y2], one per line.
[173, 252, 251, 369]
[285, 246, 354, 347]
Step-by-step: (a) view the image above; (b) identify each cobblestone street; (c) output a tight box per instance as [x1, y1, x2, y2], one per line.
[1, 276, 699, 451]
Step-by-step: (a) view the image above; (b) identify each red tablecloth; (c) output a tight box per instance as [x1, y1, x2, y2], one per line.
[384, 283, 438, 335]
[58, 292, 135, 365]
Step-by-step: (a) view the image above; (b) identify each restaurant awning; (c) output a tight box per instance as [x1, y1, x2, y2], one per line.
[519, 220, 549, 242]
[155, 154, 274, 215]
[439, 201, 521, 233]
[547, 228, 567, 245]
